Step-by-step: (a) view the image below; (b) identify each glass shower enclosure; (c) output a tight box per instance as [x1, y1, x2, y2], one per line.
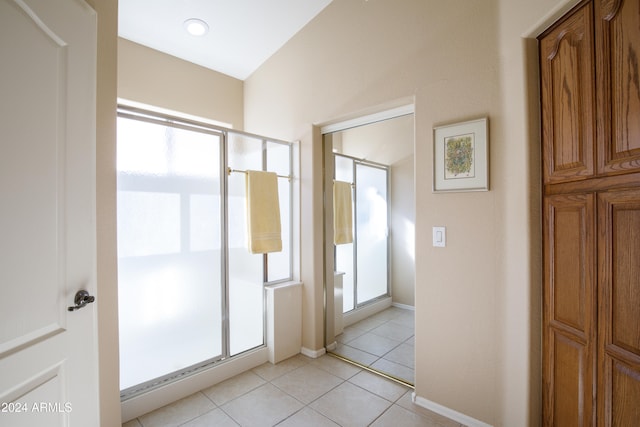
[334, 154, 390, 313]
[116, 107, 293, 398]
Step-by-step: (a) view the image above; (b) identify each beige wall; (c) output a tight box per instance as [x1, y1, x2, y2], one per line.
[243, 0, 581, 425]
[118, 38, 244, 128]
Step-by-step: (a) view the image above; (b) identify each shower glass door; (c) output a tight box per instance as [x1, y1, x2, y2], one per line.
[355, 163, 388, 305]
[335, 155, 389, 313]
[117, 115, 224, 392]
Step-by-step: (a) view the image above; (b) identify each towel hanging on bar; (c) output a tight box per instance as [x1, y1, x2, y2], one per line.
[246, 170, 282, 254]
[333, 180, 353, 245]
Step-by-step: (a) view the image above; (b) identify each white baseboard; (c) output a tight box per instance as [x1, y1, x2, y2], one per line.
[412, 392, 493, 427]
[301, 346, 326, 358]
[392, 302, 415, 311]
[326, 341, 338, 351]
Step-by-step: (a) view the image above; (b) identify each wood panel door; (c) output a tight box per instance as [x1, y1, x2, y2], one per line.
[541, 1, 640, 424]
[597, 189, 640, 426]
[595, 0, 640, 175]
[540, 1, 596, 184]
[543, 193, 597, 426]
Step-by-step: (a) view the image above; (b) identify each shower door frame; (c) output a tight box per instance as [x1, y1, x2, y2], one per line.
[334, 153, 391, 313]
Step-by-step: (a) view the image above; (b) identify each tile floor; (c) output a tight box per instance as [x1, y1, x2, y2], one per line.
[122, 353, 464, 427]
[333, 306, 415, 385]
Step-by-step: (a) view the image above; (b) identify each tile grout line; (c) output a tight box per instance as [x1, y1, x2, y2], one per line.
[268, 374, 347, 426]
[205, 357, 343, 427]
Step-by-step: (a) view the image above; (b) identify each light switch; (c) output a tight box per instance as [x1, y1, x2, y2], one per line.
[433, 226, 446, 247]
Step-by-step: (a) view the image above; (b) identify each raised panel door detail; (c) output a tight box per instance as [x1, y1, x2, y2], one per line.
[553, 207, 587, 332]
[0, 363, 67, 427]
[540, 2, 596, 183]
[610, 360, 640, 425]
[544, 193, 596, 426]
[546, 330, 594, 427]
[611, 207, 640, 355]
[598, 189, 640, 426]
[0, 0, 67, 356]
[545, 194, 596, 335]
[596, 0, 640, 174]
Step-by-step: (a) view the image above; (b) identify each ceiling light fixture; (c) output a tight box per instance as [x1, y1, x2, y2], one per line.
[183, 18, 209, 37]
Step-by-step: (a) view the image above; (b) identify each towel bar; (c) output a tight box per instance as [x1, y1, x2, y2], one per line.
[228, 167, 291, 181]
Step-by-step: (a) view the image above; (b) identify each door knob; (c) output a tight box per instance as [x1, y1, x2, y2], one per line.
[68, 290, 95, 311]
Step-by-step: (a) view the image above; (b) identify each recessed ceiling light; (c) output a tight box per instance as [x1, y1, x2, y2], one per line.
[183, 18, 209, 37]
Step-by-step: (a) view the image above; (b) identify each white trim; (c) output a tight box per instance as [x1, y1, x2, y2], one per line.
[301, 347, 326, 358]
[412, 392, 493, 427]
[326, 341, 338, 351]
[320, 104, 414, 135]
[392, 302, 415, 311]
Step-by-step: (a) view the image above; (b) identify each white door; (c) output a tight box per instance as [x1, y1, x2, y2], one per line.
[0, 0, 99, 426]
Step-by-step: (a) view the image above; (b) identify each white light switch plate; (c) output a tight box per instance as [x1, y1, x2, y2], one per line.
[433, 226, 446, 247]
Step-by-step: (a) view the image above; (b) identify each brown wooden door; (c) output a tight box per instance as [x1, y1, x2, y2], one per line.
[597, 189, 640, 426]
[595, 0, 640, 175]
[541, 1, 640, 424]
[543, 193, 597, 426]
[539, 1, 596, 185]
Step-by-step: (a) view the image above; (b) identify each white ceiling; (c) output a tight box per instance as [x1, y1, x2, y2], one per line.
[118, 0, 333, 80]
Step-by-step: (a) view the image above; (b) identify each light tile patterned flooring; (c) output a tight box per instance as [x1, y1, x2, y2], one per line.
[334, 306, 415, 385]
[123, 352, 464, 427]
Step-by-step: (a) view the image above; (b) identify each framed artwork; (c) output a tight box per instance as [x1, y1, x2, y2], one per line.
[433, 117, 489, 192]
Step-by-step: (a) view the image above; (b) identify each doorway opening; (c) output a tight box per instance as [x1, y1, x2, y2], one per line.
[322, 106, 415, 385]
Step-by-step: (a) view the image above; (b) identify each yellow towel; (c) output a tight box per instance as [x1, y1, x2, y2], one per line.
[333, 181, 353, 245]
[246, 170, 282, 254]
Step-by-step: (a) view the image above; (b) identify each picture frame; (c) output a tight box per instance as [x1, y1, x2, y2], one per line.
[433, 117, 489, 192]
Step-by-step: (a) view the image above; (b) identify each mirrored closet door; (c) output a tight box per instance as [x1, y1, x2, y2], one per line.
[323, 111, 415, 386]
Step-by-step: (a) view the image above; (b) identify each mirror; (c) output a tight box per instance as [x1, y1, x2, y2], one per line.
[323, 113, 415, 385]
